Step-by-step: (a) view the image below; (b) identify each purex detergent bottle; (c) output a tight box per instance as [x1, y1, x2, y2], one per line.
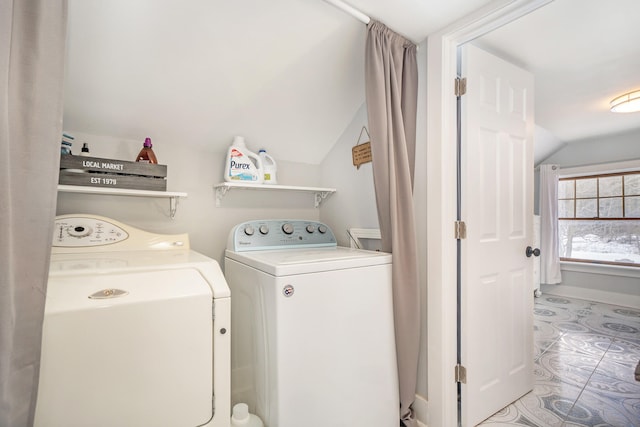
[224, 136, 263, 184]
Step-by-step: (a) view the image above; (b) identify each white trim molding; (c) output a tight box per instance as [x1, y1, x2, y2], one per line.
[541, 284, 640, 309]
[561, 261, 640, 279]
[552, 262, 640, 308]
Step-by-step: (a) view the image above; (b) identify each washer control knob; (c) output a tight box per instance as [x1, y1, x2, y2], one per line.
[244, 225, 255, 236]
[259, 225, 269, 235]
[318, 225, 328, 234]
[282, 223, 294, 235]
[306, 225, 315, 233]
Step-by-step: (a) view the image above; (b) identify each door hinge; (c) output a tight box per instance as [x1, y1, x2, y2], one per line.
[455, 77, 467, 97]
[455, 364, 467, 384]
[455, 221, 467, 239]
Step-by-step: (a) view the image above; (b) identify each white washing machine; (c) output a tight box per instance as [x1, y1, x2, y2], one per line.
[224, 219, 399, 427]
[35, 215, 231, 427]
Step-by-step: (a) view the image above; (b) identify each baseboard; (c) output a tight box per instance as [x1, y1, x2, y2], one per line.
[540, 284, 640, 309]
[414, 394, 428, 427]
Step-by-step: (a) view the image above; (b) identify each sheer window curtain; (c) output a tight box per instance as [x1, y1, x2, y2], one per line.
[365, 21, 420, 427]
[0, 1, 67, 425]
[539, 164, 562, 284]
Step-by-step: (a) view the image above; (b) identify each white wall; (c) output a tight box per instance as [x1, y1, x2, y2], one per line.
[538, 128, 640, 308]
[542, 264, 640, 308]
[534, 124, 564, 166]
[541, 128, 640, 167]
[318, 104, 378, 246]
[56, 132, 321, 265]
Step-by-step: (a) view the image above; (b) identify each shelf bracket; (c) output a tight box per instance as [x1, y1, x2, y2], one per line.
[57, 185, 187, 219]
[169, 196, 179, 219]
[215, 186, 230, 207]
[314, 191, 331, 208]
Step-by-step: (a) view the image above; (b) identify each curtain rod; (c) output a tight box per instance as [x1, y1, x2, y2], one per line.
[321, 0, 420, 48]
[322, 0, 370, 25]
[534, 165, 558, 171]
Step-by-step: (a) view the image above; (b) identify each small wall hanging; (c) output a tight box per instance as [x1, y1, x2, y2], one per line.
[352, 126, 372, 169]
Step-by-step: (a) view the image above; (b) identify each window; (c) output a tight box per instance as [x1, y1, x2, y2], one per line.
[558, 171, 640, 266]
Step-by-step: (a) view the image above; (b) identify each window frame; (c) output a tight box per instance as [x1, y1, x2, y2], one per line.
[557, 163, 640, 268]
[558, 171, 640, 221]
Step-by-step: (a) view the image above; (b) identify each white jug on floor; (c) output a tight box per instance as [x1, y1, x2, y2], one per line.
[230, 403, 264, 427]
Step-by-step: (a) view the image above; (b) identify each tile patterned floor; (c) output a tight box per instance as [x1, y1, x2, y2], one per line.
[478, 294, 640, 427]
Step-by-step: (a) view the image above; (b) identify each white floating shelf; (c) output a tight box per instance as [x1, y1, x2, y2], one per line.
[213, 182, 336, 208]
[57, 185, 187, 198]
[57, 185, 187, 218]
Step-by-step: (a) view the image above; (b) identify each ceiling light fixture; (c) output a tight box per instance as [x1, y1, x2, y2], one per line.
[610, 89, 640, 113]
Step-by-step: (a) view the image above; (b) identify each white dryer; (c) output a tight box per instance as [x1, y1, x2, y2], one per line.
[224, 219, 398, 427]
[35, 215, 231, 427]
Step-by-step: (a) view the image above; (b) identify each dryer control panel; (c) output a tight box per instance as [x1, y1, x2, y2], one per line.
[53, 216, 129, 247]
[228, 220, 337, 251]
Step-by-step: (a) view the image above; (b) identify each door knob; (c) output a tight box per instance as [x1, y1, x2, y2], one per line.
[526, 246, 541, 257]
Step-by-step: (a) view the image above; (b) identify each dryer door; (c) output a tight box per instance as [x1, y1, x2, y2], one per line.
[35, 268, 213, 427]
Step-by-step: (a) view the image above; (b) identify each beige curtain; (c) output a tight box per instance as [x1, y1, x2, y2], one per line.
[365, 21, 419, 427]
[0, 1, 67, 425]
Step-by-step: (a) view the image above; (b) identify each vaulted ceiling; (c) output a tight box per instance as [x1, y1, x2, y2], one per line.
[63, 0, 495, 164]
[64, 0, 640, 165]
[475, 0, 640, 148]
[64, 0, 364, 163]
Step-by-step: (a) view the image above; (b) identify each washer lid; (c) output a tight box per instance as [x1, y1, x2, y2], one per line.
[45, 268, 212, 315]
[225, 246, 391, 276]
[50, 249, 231, 299]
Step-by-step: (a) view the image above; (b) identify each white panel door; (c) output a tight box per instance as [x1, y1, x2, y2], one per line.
[460, 43, 535, 427]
